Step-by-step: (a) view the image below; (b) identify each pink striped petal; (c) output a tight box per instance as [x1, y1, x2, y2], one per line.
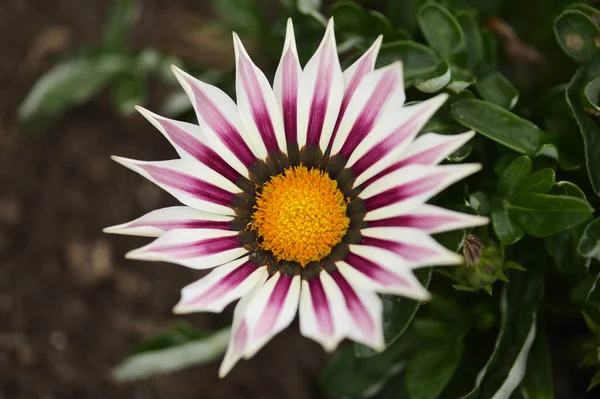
[233, 33, 286, 157]
[361, 164, 482, 221]
[359, 131, 475, 188]
[219, 278, 266, 377]
[349, 94, 449, 187]
[126, 229, 247, 270]
[171, 66, 259, 166]
[328, 36, 382, 148]
[297, 19, 344, 152]
[368, 204, 489, 233]
[273, 19, 302, 159]
[242, 273, 301, 357]
[174, 257, 267, 313]
[135, 106, 247, 182]
[337, 246, 430, 300]
[299, 272, 350, 351]
[111, 157, 239, 215]
[359, 227, 462, 267]
[329, 62, 405, 159]
[103, 206, 233, 237]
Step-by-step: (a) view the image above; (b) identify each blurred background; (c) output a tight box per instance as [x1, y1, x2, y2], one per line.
[0, 1, 330, 398]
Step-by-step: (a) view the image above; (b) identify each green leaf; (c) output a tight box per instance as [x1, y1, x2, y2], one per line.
[491, 204, 524, 245]
[366, 10, 395, 41]
[376, 41, 440, 85]
[582, 76, 600, 116]
[330, 1, 364, 36]
[474, 72, 519, 109]
[447, 66, 476, 93]
[461, 261, 545, 399]
[18, 56, 129, 130]
[554, 9, 600, 63]
[451, 99, 556, 156]
[298, 0, 321, 14]
[517, 169, 556, 194]
[355, 269, 432, 358]
[456, 12, 484, 69]
[521, 326, 555, 399]
[566, 68, 600, 194]
[111, 74, 146, 115]
[406, 341, 464, 399]
[415, 61, 452, 93]
[550, 181, 588, 199]
[113, 323, 230, 381]
[103, 0, 138, 52]
[506, 193, 594, 237]
[417, 3, 465, 59]
[589, 369, 600, 391]
[579, 218, 600, 261]
[499, 156, 532, 195]
[545, 227, 590, 274]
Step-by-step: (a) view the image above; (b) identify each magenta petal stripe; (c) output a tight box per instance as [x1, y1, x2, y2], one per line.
[367, 204, 489, 234]
[297, 19, 344, 152]
[171, 66, 258, 166]
[343, 252, 411, 287]
[242, 273, 300, 357]
[175, 257, 267, 313]
[273, 20, 302, 157]
[103, 206, 233, 237]
[328, 36, 383, 148]
[234, 34, 286, 156]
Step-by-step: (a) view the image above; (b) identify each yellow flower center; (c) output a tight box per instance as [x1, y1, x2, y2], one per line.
[252, 166, 350, 266]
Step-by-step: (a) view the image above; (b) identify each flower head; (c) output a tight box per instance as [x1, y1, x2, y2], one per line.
[105, 18, 487, 376]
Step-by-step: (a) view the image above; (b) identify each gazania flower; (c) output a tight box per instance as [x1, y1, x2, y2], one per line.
[105, 19, 487, 376]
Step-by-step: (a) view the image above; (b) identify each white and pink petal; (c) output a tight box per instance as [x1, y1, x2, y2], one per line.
[103, 206, 233, 237]
[126, 228, 247, 270]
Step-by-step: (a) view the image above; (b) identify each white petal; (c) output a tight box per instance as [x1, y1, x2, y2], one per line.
[103, 206, 233, 237]
[126, 228, 247, 270]
[233, 33, 286, 156]
[111, 156, 240, 215]
[297, 19, 344, 152]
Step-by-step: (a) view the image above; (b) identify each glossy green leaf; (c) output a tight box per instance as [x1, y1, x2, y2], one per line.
[499, 156, 532, 195]
[521, 326, 555, 399]
[554, 10, 600, 63]
[566, 68, 600, 194]
[415, 61, 452, 93]
[579, 218, 600, 261]
[18, 56, 129, 130]
[113, 323, 230, 381]
[491, 204, 524, 245]
[568, 3, 600, 23]
[451, 99, 556, 156]
[376, 41, 440, 84]
[507, 193, 594, 237]
[406, 341, 464, 399]
[367, 10, 395, 40]
[545, 227, 590, 273]
[355, 269, 432, 358]
[461, 262, 544, 399]
[582, 76, 600, 116]
[456, 12, 484, 69]
[475, 72, 519, 109]
[447, 66, 476, 93]
[517, 169, 556, 194]
[417, 3, 465, 58]
[550, 181, 588, 199]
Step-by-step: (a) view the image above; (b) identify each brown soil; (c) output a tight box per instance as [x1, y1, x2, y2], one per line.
[0, 1, 326, 398]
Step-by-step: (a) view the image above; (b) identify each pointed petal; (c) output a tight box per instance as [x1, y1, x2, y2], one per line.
[233, 33, 286, 156]
[126, 229, 247, 270]
[330, 62, 405, 159]
[111, 157, 239, 215]
[360, 131, 475, 188]
[174, 257, 267, 314]
[297, 19, 344, 151]
[361, 164, 482, 221]
[299, 271, 350, 351]
[337, 247, 430, 300]
[273, 19, 302, 157]
[368, 203, 489, 233]
[349, 94, 448, 187]
[219, 278, 266, 377]
[242, 273, 301, 357]
[103, 206, 233, 237]
[135, 106, 247, 181]
[328, 36, 382, 146]
[171, 66, 259, 166]
[329, 270, 384, 351]
[358, 227, 463, 267]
